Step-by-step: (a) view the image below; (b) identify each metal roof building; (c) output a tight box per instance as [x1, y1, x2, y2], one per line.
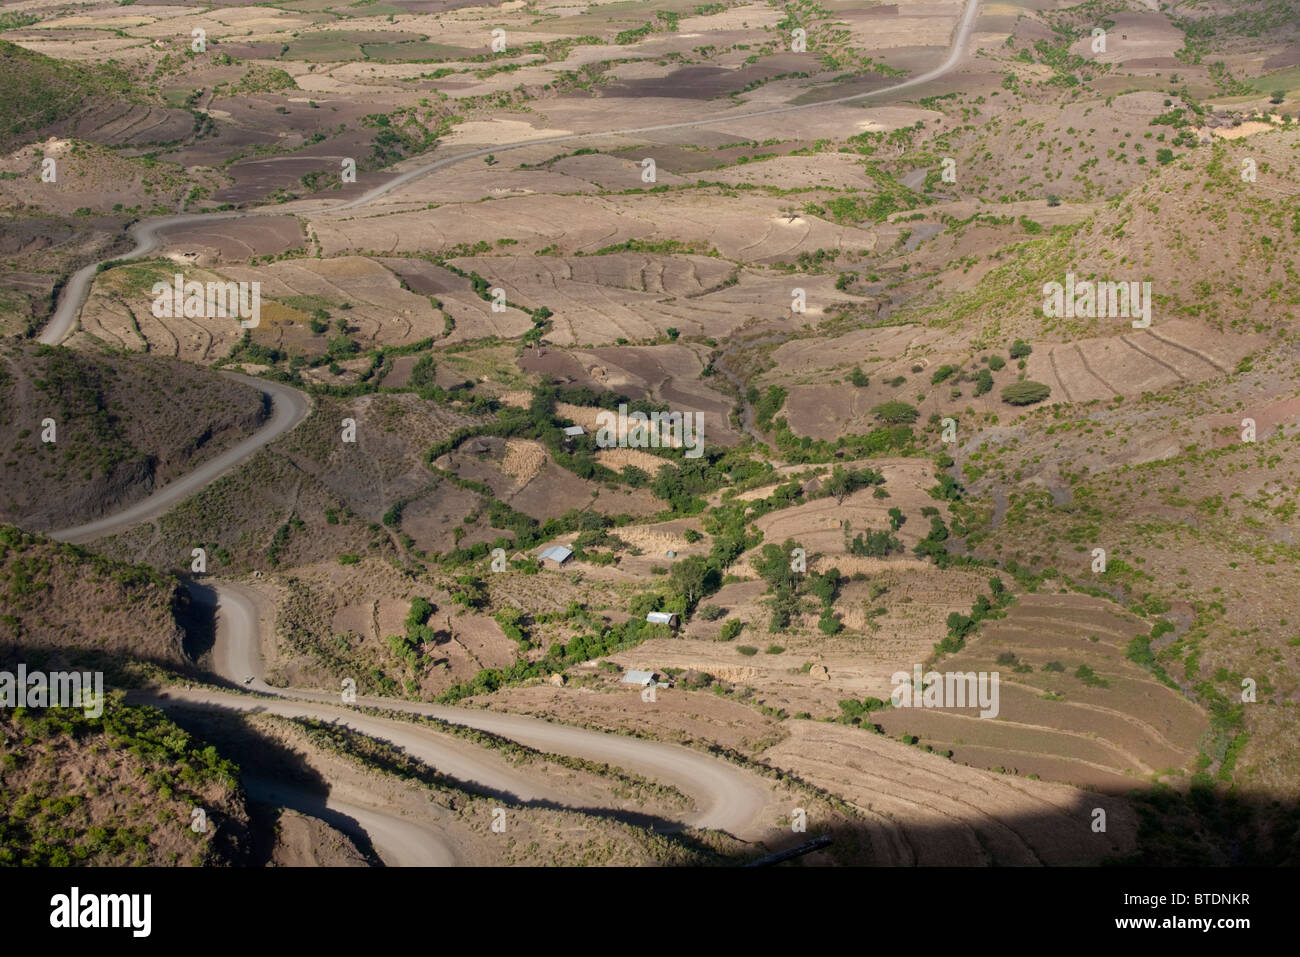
[538, 545, 574, 565]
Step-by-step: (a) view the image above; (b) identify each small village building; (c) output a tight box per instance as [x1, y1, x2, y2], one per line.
[645, 612, 679, 628]
[539, 545, 574, 566]
[621, 669, 656, 687]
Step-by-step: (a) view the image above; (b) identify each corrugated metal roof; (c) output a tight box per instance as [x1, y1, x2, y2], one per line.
[562, 425, 586, 436]
[645, 612, 676, 624]
[622, 670, 655, 685]
[539, 545, 573, 563]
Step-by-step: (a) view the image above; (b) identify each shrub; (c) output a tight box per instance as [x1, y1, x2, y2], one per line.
[719, 619, 743, 641]
[765, 644, 785, 654]
[1008, 339, 1032, 359]
[871, 400, 919, 424]
[697, 603, 724, 621]
[736, 645, 758, 656]
[1001, 381, 1051, 406]
[987, 354, 1006, 371]
[849, 366, 870, 387]
[1074, 663, 1108, 687]
[338, 553, 360, 565]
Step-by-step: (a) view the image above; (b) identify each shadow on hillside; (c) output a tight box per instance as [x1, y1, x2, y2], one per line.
[178, 579, 217, 665]
[161, 705, 384, 866]
[731, 785, 1300, 867]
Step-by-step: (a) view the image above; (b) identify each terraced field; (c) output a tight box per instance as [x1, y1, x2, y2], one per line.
[876, 594, 1209, 793]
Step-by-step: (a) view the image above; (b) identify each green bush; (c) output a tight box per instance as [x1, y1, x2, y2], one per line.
[736, 644, 758, 656]
[1001, 381, 1051, 406]
[871, 400, 919, 424]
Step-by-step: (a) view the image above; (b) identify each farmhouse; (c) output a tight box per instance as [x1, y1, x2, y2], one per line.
[621, 669, 656, 687]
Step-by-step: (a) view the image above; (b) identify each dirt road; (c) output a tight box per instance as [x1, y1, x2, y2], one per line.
[38, 0, 982, 343]
[47, 373, 310, 545]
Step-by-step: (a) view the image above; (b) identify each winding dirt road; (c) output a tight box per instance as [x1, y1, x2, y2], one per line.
[40, 3, 984, 863]
[187, 581, 771, 840]
[47, 372, 310, 545]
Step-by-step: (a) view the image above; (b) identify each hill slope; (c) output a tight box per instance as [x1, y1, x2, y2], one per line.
[0, 341, 268, 531]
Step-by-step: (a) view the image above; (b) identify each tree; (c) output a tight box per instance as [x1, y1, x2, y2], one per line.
[848, 528, 901, 558]
[409, 354, 437, 391]
[1008, 339, 1032, 359]
[327, 334, 358, 358]
[450, 574, 487, 609]
[669, 555, 714, 609]
[1001, 380, 1051, 406]
[974, 368, 994, 395]
[946, 612, 974, 640]
[913, 515, 949, 562]
[871, 400, 919, 424]
[1270, 90, 1285, 104]
[753, 541, 799, 592]
[766, 582, 801, 631]
[823, 466, 884, 504]
[849, 366, 870, 387]
[888, 507, 905, 531]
